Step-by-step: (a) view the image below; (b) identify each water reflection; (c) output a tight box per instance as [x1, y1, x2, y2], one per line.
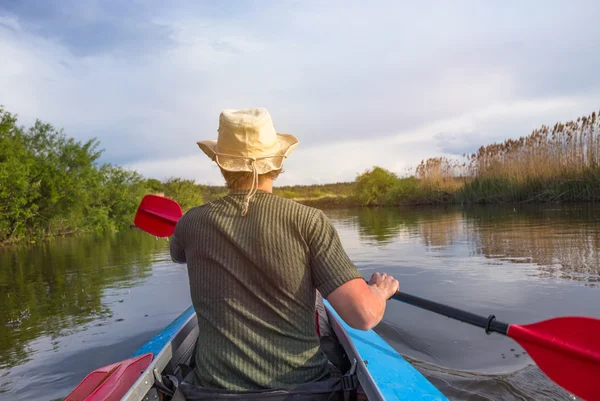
[466, 206, 600, 285]
[0, 230, 168, 370]
[345, 204, 600, 285]
[328, 208, 420, 245]
[356, 208, 411, 244]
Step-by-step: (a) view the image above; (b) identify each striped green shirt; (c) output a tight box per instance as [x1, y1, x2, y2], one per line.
[170, 190, 362, 390]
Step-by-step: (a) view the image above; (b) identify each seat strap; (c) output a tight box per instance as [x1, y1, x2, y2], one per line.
[178, 363, 194, 381]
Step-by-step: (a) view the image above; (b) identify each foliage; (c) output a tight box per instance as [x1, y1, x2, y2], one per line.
[0, 106, 148, 244]
[273, 182, 355, 200]
[354, 166, 399, 205]
[386, 177, 423, 204]
[161, 178, 204, 212]
[199, 185, 229, 203]
[0, 109, 38, 241]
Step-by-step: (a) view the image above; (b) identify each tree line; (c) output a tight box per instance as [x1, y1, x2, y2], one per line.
[0, 107, 209, 245]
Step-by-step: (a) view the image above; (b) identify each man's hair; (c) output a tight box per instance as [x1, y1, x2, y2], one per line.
[220, 168, 282, 190]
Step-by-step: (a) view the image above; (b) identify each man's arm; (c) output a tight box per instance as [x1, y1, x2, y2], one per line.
[308, 210, 399, 330]
[170, 219, 186, 264]
[326, 273, 399, 330]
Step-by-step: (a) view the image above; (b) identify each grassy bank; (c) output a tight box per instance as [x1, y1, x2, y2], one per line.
[273, 183, 358, 208]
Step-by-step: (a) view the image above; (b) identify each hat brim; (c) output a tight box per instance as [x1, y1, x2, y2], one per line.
[196, 133, 299, 174]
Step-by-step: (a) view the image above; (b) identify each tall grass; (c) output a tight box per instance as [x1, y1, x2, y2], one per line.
[414, 110, 600, 203]
[468, 111, 599, 181]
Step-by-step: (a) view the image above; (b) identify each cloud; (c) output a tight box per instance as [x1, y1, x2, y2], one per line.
[432, 95, 600, 156]
[0, 1, 174, 57]
[1, 1, 600, 182]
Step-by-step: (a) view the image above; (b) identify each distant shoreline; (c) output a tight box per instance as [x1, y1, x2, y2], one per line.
[2, 105, 598, 246]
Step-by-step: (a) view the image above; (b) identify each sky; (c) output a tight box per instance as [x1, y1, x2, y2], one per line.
[1, 1, 599, 186]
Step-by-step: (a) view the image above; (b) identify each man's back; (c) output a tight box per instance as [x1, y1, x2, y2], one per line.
[170, 190, 362, 390]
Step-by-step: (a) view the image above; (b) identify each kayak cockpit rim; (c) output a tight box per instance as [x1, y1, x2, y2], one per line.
[325, 304, 385, 401]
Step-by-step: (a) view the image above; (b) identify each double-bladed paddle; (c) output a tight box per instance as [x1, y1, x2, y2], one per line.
[390, 292, 600, 401]
[134, 194, 600, 401]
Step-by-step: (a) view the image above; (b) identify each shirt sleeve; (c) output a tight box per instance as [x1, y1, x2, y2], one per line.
[170, 217, 187, 264]
[307, 209, 363, 298]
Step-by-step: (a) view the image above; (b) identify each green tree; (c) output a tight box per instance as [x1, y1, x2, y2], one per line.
[162, 178, 203, 212]
[354, 166, 399, 206]
[91, 165, 149, 230]
[0, 108, 39, 241]
[0, 106, 150, 244]
[145, 178, 163, 194]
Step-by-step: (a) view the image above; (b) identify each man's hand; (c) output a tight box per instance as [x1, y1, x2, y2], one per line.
[327, 273, 400, 331]
[369, 272, 399, 300]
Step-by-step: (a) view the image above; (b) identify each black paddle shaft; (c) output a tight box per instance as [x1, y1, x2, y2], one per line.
[392, 291, 509, 335]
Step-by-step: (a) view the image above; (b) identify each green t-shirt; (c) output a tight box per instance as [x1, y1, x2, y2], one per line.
[170, 190, 363, 390]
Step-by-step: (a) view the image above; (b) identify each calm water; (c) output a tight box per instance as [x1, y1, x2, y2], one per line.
[1, 204, 599, 400]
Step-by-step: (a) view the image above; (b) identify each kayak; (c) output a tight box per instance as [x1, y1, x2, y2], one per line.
[65, 301, 448, 401]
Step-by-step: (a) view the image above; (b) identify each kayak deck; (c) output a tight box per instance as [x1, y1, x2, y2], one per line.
[68, 303, 448, 400]
[325, 302, 448, 400]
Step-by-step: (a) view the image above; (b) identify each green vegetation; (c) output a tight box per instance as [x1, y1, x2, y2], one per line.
[0, 107, 148, 245]
[273, 182, 356, 208]
[0, 107, 209, 245]
[147, 178, 204, 211]
[352, 167, 457, 206]
[354, 167, 398, 205]
[2, 105, 599, 245]
[353, 109, 600, 206]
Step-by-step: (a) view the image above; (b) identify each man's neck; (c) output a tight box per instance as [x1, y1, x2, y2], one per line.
[257, 181, 273, 193]
[234, 180, 273, 193]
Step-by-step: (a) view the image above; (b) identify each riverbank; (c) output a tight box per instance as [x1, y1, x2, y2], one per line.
[285, 171, 600, 209]
[2, 106, 598, 245]
[351, 109, 600, 207]
[348, 170, 600, 207]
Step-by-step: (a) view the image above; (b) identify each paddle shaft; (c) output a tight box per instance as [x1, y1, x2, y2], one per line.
[392, 291, 509, 335]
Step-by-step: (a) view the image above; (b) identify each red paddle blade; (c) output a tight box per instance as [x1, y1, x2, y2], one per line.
[133, 195, 182, 237]
[508, 316, 600, 401]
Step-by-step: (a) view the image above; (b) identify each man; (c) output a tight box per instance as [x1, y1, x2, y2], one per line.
[170, 107, 399, 391]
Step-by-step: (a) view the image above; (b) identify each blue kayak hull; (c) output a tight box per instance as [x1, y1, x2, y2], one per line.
[325, 301, 447, 400]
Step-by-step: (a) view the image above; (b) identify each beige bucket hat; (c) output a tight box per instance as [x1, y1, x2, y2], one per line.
[197, 107, 299, 215]
[197, 107, 298, 174]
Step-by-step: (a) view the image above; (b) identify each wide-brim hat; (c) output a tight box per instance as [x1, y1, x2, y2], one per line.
[197, 107, 299, 174]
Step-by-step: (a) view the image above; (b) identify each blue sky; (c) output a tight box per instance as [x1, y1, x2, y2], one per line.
[1, 1, 599, 185]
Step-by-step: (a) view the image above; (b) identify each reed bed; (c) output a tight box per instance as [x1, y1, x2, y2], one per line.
[414, 110, 600, 203]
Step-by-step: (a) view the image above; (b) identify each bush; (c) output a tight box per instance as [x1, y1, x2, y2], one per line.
[160, 178, 204, 212]
[354, 166, 399, 206]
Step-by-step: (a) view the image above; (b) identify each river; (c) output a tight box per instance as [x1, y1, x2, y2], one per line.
[1, 204, 599, 400]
